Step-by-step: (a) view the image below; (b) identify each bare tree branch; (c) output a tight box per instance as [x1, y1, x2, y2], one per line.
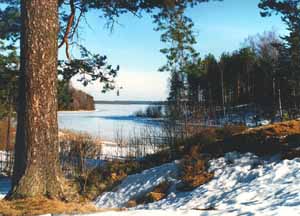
[70, 7, 84, 41]
[58, 0, 76, 60]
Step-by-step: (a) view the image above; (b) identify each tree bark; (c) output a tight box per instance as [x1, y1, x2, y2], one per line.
[9, 0, 65, 199]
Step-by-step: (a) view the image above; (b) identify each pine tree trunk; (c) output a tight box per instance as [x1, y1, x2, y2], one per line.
[9, 0, 65, 198]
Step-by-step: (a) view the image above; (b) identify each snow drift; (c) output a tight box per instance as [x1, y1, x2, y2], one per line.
[95, 152, 300, 215]
[94, 162, 179, 208]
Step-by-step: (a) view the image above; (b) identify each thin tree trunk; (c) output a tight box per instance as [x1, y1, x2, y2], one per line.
[220, 66, 225, 117]
[237, 73, 240, 104]
[5, 90, 12, 152]
[9, 0, 65, 199]
[278, 87, 283, 120]
[5, 90, 12, 173]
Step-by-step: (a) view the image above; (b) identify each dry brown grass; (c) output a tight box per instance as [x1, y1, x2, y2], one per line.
[0, 197, 123, 216]
[59, 129, 103, 148]
[184, 124, 248, 141]
[242, 120, 300, 137]
[180, 125, 248, 157]
[194, 120, 300, 156]
[84, 160, 142, 200]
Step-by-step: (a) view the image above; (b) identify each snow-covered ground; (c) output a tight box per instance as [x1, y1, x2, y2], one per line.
[100, 141, 159, 160]
[218, 113, 271, 128]
[93, 152, 300, 215]
[95, 162, 179, 208]
[1, 152, 300, 215]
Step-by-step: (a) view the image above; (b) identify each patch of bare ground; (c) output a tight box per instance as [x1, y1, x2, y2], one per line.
[0, 197, 124, 216]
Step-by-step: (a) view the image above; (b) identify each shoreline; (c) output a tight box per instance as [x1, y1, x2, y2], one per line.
[58, 109, 96, 113]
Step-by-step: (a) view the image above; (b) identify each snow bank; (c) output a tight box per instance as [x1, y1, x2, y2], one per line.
[94, 162, 179, 208]
[95, 152, 300, 215]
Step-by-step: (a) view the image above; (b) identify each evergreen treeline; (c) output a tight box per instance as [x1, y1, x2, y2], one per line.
[157, 0, 300, 120]
[168, 31, 300, 117]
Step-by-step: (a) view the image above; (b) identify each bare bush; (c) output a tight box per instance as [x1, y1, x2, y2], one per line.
[59, 130, 102, 194]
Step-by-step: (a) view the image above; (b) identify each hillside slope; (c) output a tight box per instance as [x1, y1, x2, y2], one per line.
[92, 152, 300, 216]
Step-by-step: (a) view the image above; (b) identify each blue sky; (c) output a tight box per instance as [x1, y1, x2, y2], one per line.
[68, 0, 287, 101]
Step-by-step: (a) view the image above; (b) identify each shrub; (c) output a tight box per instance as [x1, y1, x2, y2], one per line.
[84, 160, 142, 199]
[178, 155, 214, 191]
[59, 130, 102, 194]
[180, 128, 218, 157]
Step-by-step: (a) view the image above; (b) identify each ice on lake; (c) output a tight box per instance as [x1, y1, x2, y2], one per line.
[58, 104, 162, 141]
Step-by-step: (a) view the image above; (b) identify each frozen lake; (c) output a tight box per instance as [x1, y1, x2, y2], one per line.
[58, 104, 162, 141]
